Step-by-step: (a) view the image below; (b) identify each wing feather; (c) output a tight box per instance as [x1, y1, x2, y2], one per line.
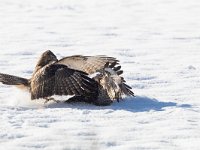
[31, 64, 97, 100]
[57, 55, 119, 74]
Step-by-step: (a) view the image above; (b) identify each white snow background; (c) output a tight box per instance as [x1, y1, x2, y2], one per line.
[0, 0, 200, 149]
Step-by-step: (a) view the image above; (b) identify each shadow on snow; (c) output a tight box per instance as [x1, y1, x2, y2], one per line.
[46, 96, 192, 112]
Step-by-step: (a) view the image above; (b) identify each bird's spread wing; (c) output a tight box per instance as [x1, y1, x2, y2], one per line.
[57, 55, 118, 74]
[30, 64, 97, 100]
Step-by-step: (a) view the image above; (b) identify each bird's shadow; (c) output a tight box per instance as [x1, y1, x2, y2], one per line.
[46, 96, 192, 112]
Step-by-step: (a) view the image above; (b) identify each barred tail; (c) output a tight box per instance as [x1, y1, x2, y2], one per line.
[0, 73, 29, 87]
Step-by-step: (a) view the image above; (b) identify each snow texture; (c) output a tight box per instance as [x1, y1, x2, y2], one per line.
[0, 0, 200, 149]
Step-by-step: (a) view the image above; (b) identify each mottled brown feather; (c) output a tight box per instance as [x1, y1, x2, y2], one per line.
[30, 64, 97, 100]
[0, 50, 134, 106]
[57, 55, 119, 74]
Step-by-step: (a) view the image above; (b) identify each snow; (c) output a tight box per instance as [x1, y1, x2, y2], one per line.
[0, 0, 200, 149]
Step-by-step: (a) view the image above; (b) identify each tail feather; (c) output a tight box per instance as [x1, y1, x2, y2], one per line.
[0, 73, 29, 87]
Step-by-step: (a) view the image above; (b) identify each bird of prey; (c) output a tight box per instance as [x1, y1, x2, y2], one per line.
[0, 50, 134, 106]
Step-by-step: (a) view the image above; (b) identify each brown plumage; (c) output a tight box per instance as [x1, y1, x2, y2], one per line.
[57, 55, 119, 74]
[0, 50, 134, 106]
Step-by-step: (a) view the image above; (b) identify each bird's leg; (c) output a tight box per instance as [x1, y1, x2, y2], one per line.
[44, 97, 60, 104]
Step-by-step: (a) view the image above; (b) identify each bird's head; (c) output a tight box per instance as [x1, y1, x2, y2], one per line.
[36, 50, 58, 68]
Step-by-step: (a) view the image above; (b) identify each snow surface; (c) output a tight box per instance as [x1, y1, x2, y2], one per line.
[0, 0, 200, 149]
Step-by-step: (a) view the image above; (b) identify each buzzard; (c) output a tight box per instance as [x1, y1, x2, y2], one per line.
[0, 50, 134, 106]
